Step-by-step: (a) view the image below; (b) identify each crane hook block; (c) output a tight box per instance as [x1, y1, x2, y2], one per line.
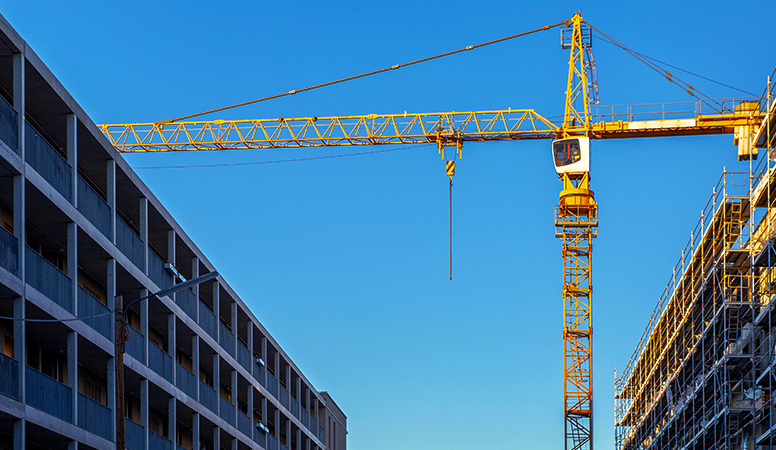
[446, 160, 455, 180]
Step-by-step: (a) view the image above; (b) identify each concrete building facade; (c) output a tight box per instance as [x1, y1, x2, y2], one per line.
[0, 13, 345, 450]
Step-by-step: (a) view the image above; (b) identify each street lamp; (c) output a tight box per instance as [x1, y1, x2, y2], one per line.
[115, 270, 219, 450]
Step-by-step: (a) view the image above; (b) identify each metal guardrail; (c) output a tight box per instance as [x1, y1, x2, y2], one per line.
[25, 120, 72, 201]
[0, 94, 18, 151]
[238, 410, 253, 438]
[255, 363, 266, 388]
[267, 370, 278, 399]
[148, 250, 172, 290]
[78, 287, 112, 340]
[219, 322, 235, 357]
[0, 226, 18, 277]
[25, 245, 72, 313]
[220, 395, 235, 426]
[175, 287, 197, 319]
[77, 175, 111, 238]
[25, 366, 72, 422]
[176, 363, 197, 399]
[268, 434, 278, 450]
[125, 418, 145, 450]
[148, 341, 173, 383]
[149, 430, 172, 450]
[199, 380, 218, 414]
[301, 408, 310, 429]
[253, 427, 266, 447]
[198, 301, 218, 339]
[237, 340, 251, 372]
[116, 216, 144, 269]
[280, 385, 289, 408]
[78, 393, 113, 441]
[291, 396, 299, 419]
[125, 326, 145, 362]
[0, 352, 19, 400]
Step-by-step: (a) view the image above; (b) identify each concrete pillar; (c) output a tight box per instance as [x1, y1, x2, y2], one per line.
[231, 436, 238, 450]
[192, 335, 200, 400]
[168, 229, 176, 267]
[192, 412, 200, 450]
[296, 427, 302, 450]
[141, 378, 149, 450]
[67, 330, 78, 424]
[213, 354, 220, 414]
[262, 336, 267, 368]
[247, 383, 255, 440]
[231, 302, 238, 356]
[107, 160, 116, 244]
[274, 409, 280, 443]
[13, 297, 24, 403]
[169, 313, 176, 385]
[12, 51, 24, 157]
[191, 257, 199, 322]
[139, 197, 148, 274]
[262, 396, 267, 430]
[67, 440, 78, 450]
[247, 325, 254, 378]
[13, 174, 24, 280]
[66, 113, 77, 208]
[67, 222, 77, 314]
[168, 397, 176, 443]
[231, 369, 238, 423]
[212, 427, 220, 450]
[141, 289, 149, 366]
[13, 418, 24, 450]
[213, 281, 220, 326]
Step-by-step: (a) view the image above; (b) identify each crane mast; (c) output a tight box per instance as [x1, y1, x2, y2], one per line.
[97, 14, 766, 449]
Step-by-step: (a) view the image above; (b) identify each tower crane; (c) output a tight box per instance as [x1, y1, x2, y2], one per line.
[98, 13, 767, 450]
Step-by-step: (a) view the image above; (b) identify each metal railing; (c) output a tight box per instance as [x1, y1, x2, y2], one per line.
[267, 370, 278, 399]
[253, 427, 266, 447]
[175, 287, 197, 319]
[0, 352, 19, 400]
[279, 384, 289, 408]
[78, 393, 113, 441]
[198, 301, 217, 339]
[219, 395, 235, 426]
[77, 175, 111, 238]
[590, 97, 759, 123]
[0, 94, 18, 151]
[116, 215, 144, 269]
[199, 380, 218, 414]
[148, 341, 173, 383]
[149, 430, 172, 450]
[125, 326, 145, 362]
[25, 245, 72, 313]
[25, 120, 72, 201]
[237, 340, 251, 372]
[0, 226, 18, 277]
[125, 418, 145, 450]
[219, 321, 235, 357]
[176, 363, 197, 399]
[78, 287, 112, 340]
[238, 409, 253, 438]
[25, 366, 72, 422]
[148, 250, 172, 290]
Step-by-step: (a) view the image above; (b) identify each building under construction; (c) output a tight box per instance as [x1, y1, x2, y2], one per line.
[614, 94, 776, 450]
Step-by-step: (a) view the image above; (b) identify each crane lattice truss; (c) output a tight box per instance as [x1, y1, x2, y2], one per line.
[97, 13, 770, 450]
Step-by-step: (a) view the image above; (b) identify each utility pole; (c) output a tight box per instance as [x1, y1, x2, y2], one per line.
[115, 294, 125, 450]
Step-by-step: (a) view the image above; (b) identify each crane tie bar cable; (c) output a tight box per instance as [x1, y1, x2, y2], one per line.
[157, 20, 567, 125]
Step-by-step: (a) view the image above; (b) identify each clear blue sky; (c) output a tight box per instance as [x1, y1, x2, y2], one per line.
[3, 1, 775, 449]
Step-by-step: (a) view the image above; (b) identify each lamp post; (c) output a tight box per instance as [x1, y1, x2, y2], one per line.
[115, 270, 218, 450]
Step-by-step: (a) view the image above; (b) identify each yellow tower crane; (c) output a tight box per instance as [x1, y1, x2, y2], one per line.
[99, 13, 766, 450]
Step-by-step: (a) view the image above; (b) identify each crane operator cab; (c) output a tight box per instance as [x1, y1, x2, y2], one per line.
[552, 137, 590, 177]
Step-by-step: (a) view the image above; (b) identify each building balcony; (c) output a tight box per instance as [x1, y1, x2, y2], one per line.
[77, 174, 111, 238]
[126, 326, 145, 362]
[0, 95, 18, 151]
[0, 352, 19, 400]
[0, 225, 19, 277]
[149, 430, 172, 450]
[219, 322, 235, 357]
[237, 340, 251, 372]
[238, 409, 252, 438]
[176, 363, 197, 399]
[25, 245, 72, 312]
[25, 365, 72, 422]
[78, 286, 112, 340]
[219, 395, 235, 426]
[148, 341, 173, 383]
[116, 215, 144, 269]
[25, 120, 71, 201]
[198, 301, 217, 340]
[199, 380, 217, 415]
[77, 392, 113, 441]
[125, 418, 145, 450]
[174, 287, 197, 320]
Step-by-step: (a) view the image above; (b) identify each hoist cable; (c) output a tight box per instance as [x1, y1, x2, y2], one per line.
[158, 20, 567, 125]
[586, 22, 724, 111]
[449, 178, 453, 281]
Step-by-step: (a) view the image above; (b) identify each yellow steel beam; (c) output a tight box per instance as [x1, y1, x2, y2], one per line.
[98, 109, 763, 153]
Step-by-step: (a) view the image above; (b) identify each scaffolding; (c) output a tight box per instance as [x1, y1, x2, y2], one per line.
[615, 78, 776, 450]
